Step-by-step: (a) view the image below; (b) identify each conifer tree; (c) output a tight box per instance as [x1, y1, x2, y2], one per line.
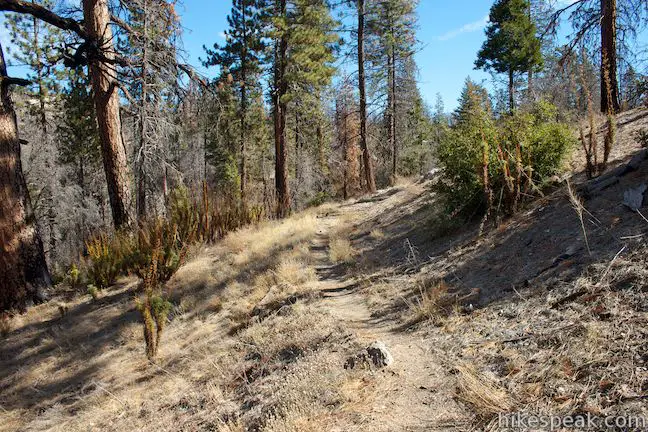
[366, 0, 418, 182]
[266, 0, 338, 217]
[5, 1, 66, 262]
[56, 68, 101, 192]
[121, 0, 182, 219]
[204, 0, 266, 204]
[475, 0, 543, 113]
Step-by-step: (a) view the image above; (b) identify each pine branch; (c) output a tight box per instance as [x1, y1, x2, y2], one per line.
[0, 0, 88, 39]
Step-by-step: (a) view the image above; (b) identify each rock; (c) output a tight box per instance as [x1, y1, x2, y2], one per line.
[627, 149, 648, 170]
[344, 340, 393, 370]
[366, 341, 393, 367]
[623, 183, 647, 211]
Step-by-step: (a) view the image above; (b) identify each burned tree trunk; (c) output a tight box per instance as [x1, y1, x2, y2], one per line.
[357, 0, 376, 193]
[0, 43, 50, 311]
[83, 0, 133, 228]
[600, 0, 620, 114]
[273, 0, 290, 218]
[387, 44, 397, 183]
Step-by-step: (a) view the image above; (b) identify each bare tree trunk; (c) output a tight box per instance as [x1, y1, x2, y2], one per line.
[600, 0, 620, 114]
[136, 0, 148, 222]
[387, 44, 397, 182]
[273, 0, 290, 218]
[83, 0, 132, 229]
[357, 0, 375, 193]
[239, 0, 248, 204]
[0, 43, 50, 311]
[294, 109, 301, 199]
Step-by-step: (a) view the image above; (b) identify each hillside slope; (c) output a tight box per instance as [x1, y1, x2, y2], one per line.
[1, 108, 647, 431]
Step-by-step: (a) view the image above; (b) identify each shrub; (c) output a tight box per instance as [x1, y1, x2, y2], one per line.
[435, 100, 575, 218]
[635, 128, 648, 148]
[85, 232, 133, 289]
[135, 239, 175, 359]
[65, 263, 83, 291]
[307, 191, 330, 208]
[87, 284, 99, 301]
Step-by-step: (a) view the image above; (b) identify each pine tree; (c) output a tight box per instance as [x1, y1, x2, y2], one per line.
[266, 0, 338, 217]
[475, 0, 543, 113]
[121, 0, 182, 219]
[5, 1, 66, 263]
[204, 0, 266, 205]
[354, 0, 376, 193]
[366, 0, 418, 182]
[544, 0, 646, 113]
[4, 0, 63, 134]
[56, 68, 101, 191]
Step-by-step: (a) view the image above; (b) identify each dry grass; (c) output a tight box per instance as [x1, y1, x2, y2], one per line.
[455, 362, 515, 420]
[566, 180, 591, 256]
[225, 213, 318, 267]
[329, 238, 355, 263]
[275, 257, 317, 287]
[369, 229, 384, 240]
[409, 279, 455, 325]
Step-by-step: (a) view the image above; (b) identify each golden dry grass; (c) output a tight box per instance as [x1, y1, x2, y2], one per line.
[455, 362, 515, 419]
[409, 279, 453, 325]
[329, 238, 355, 263]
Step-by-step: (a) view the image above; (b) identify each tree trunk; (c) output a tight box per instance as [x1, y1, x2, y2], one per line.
[0, 43, 50, 312]
[387, 44, 397, 182]
[294, 109, 301, 198]
[357, 0, 375, 193]
[83, 0, 132, 229]
[273, 0, 290, 218]
[136, 0, 148, 222]
[239, 0, 248, 204]
[600, 0, 620, 114]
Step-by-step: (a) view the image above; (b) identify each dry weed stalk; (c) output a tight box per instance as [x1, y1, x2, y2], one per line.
[601, 53, 616, 170]
[575, 50, 599, 178]
[566, 180, 591, 256]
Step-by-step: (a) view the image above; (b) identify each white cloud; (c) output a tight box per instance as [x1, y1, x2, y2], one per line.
[436, 15, 489, 41]
[218, 31, 227, 39]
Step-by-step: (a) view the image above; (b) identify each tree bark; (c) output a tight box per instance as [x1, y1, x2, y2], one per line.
[136, 0, 148, 222]
[273, 0, 290, 218]
[357, 0, 376, 193]
[387, 43, 397, 182]
[239, 0, 248, 204]
[83, 0, 132, 229]
[600, 0, 620, 114]
[0, 43, 50, 311]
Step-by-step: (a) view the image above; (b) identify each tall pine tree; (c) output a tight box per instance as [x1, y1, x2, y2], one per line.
[475, 0, 543, 113]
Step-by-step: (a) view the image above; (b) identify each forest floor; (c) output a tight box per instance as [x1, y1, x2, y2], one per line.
[2, 107, 648, 431]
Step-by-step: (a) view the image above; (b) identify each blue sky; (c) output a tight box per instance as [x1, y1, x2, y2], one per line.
[179, 0, 494, 111]
[1, 1, 645, 111]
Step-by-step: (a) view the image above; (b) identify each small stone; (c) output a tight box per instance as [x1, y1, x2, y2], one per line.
[366, 341, 393, 368]
[344, 341, 394, 369]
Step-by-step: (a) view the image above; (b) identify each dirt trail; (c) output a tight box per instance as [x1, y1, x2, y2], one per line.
[310, 206, 467, 431]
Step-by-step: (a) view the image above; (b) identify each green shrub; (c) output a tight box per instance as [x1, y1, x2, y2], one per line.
[85, 232, 133, 289]
[307, 191, 331, 208]
[435, 100, 575, 218]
